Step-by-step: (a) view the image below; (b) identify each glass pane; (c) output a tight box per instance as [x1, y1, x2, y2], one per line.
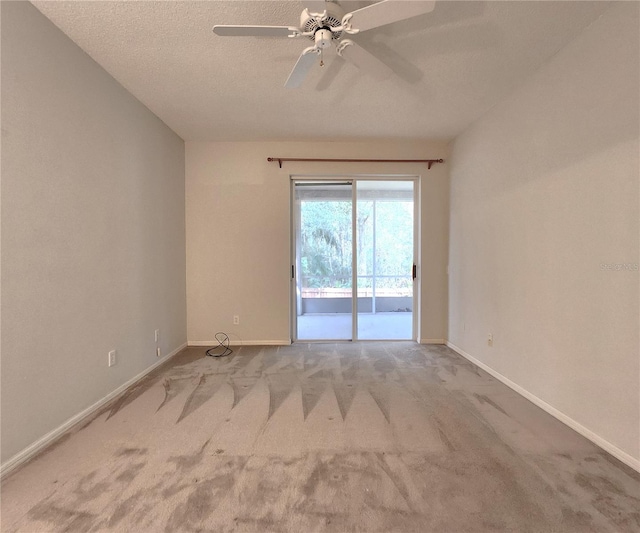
[356, 181, 414, 340]
[295, 183, 352, 340]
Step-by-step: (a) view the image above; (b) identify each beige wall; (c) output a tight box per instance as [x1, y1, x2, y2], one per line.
[449, 3, 639, 465]
[186, 140, 449, 344]
[1, 2, 186, 463]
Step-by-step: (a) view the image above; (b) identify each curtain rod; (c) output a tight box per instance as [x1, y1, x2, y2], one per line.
[267, 157, 444, 169]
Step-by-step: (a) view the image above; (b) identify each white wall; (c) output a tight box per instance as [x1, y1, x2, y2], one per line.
[1, 2, 186, 463]
[449, 3, 639, 466]
[186, 140, 449, 345]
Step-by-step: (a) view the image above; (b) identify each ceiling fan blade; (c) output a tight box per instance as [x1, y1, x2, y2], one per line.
[212, 25, 297, 37]
[337, 40, 392, 80]
[302, 1, 328, 14]
[345, 0, 436, 33]
[285, 47, 320, 88]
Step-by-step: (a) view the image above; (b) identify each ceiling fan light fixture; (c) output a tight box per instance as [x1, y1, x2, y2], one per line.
[314, 28, 333, 49]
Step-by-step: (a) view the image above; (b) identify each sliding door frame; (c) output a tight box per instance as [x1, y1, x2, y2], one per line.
[290, 174, 420, 342]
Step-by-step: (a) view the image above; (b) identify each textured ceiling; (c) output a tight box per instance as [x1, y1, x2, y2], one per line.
[31, 1, 611, 141]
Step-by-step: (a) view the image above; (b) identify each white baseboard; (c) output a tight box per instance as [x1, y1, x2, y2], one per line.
[446, 341, 640, 474]
[420, 338, 446, 344]
[0, 342, 187, 480]
[188, 340, 292, 347]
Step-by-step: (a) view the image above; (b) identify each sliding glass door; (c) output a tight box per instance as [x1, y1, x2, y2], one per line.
[356, 181, 414, 340]
[294, 182, 353, 340]
[292, 178, 416, 341]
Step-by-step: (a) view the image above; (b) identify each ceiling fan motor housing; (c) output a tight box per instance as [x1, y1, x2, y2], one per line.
[301, 2, 344, 41]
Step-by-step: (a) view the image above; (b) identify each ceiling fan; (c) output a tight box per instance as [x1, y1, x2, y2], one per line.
[212, 1, 436, 88]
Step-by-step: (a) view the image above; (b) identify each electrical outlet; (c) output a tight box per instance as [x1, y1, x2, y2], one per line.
[233, 315, 240, 325]
[108, 350, 117, 367]
[156, 347, 161, 358]
[155, 329, 160, 343]
[488, 333, 493, 347]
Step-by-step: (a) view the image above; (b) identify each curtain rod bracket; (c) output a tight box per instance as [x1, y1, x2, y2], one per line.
[268, 157, 443, 169]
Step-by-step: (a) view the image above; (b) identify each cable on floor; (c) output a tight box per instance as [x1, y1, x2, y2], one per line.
[205, 332, 233, 358]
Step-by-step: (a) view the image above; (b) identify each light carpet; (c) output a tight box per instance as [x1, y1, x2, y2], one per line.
[2, 343, 639, 532]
